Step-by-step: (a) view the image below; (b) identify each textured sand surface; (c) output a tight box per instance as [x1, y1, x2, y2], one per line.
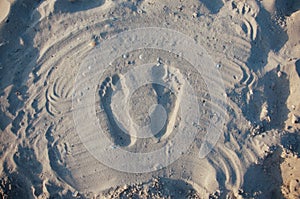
[0, 0, 11, 24]
[0, 0, 299, 198]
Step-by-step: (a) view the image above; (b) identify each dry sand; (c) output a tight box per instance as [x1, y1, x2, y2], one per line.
[0, 0, 299, 198]
[0, 0, 11, 24]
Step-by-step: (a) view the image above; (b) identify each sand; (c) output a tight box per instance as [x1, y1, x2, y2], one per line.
[0, 0, 11, 24]
[0, 0, 299, 198]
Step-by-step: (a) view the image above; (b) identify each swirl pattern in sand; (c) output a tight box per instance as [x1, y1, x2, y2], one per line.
[0, 0, 299, 198]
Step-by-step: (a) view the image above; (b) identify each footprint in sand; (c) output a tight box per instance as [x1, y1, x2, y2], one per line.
[99, 63, 185, 147]
[99, 74, 132, 147]
[150, 64, 184, 141]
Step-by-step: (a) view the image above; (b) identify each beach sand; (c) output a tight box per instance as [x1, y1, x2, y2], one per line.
[0, 0, 299, 198]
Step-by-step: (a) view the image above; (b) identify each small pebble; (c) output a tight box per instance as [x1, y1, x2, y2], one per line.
[137, 9, 144, 14]
[100, 90, 106, 97]
[89, 40, 96, 47]
[157, 57, 162, 63]
[72, 191, 79, 197]
[216, 63, 221, 68]
[277, 71, 282, 77]
[19, 37, 24, 46]
[123, 53, 128, 59]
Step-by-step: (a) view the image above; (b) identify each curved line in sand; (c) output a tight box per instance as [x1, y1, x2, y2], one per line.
[72, 27, 227, 173]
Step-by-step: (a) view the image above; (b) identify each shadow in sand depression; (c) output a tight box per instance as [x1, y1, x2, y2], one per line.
[295, 59, 300, 77]
[54, 0, 105, 13]
[0, 0, 41, 131]
[242, 147, 284, 199]
[199, 0, 224, 14]
[244, 67, 290, 130]
[245, 3, 288, 72]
